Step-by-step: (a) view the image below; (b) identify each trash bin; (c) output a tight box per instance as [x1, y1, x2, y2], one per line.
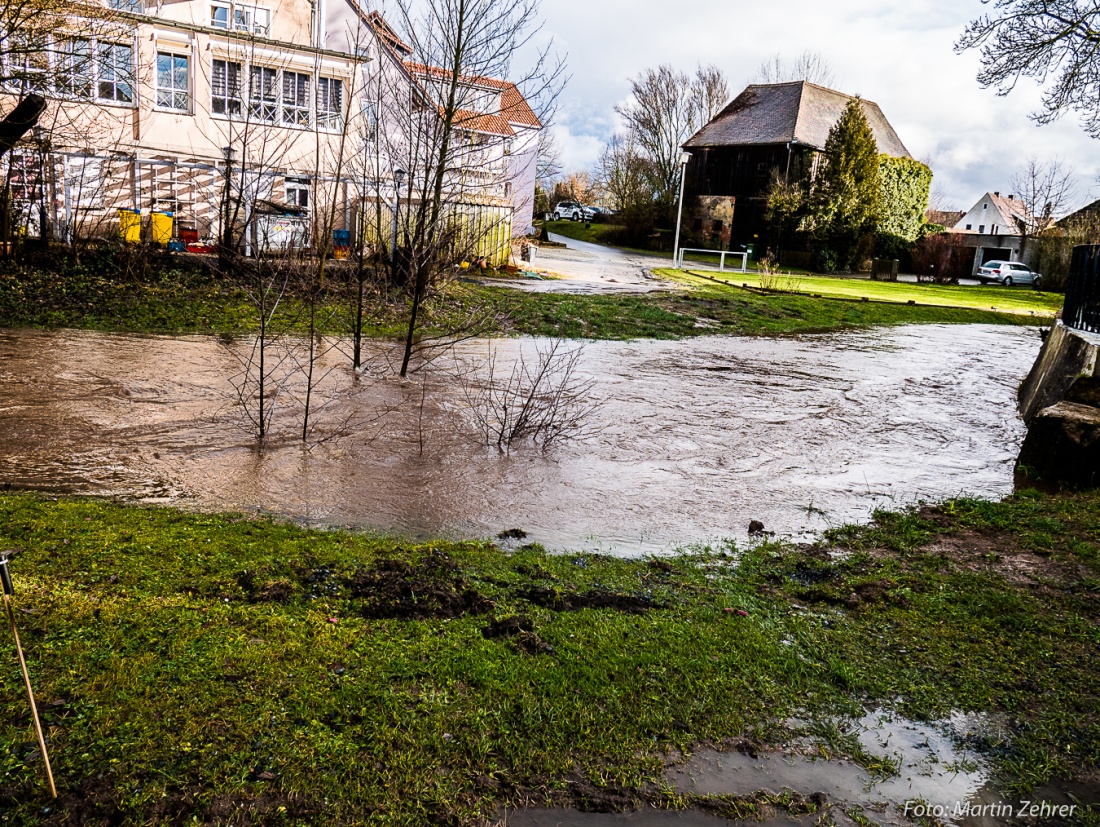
[150, 211, 173, 246]
[333, 228, 351, 259]
[118, 209, 141, 244]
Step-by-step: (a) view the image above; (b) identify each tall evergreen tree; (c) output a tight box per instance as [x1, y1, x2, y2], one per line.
[808, 98, 881, 270]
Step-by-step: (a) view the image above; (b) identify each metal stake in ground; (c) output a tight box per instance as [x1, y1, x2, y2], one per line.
[0, 557, 56, 798]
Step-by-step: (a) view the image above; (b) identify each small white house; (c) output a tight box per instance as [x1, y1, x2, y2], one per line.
[951, 192, 1037, 272]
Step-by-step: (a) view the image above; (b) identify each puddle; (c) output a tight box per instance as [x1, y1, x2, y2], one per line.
[498, 809, 815, 827]
[667, 709, 1098, 825]
[0, 324, 1037, 554]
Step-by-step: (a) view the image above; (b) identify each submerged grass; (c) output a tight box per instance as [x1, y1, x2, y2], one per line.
[0, 491, 1097, 824]
[0, 258, 1049, 342]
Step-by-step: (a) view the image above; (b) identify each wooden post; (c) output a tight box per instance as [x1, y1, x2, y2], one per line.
[0, 559, 56, 798]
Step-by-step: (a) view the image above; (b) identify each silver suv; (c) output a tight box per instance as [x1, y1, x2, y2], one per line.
[553, 201, 584, 221]
[977, 260, 1043, 288]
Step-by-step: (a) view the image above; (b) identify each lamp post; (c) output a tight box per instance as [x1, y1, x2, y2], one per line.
[672, 151, 691, 269]
[390, 167, 405, 283]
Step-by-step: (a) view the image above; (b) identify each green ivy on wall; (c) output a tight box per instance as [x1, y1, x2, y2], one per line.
[878, 156, 932, 244]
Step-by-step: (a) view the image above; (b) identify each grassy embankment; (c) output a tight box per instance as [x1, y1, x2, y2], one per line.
[668, 269, 1065, 318]
[0, 492, 1096, 825]
[0, 255, 1056, 341]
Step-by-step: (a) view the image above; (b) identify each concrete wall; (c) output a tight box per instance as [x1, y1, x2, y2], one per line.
[1018, 321, 1100, 422]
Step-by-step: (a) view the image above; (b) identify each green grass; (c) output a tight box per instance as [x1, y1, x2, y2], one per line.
[0, 491, 1097, 824]
[0, 258, 1053, 342]
[666, 269, 1062, 318]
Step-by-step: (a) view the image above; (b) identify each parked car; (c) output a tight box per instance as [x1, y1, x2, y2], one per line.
[553, 201, 585, 221]
[976, 260, 1043, 288]
[582, 205, 614, 221]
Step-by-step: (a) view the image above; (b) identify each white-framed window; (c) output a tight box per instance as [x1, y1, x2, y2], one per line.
[211, 59, 243, 115]
[56, 39, 93, 98]
[211, 2, 269, 33]
[156, 52, 190, 112]
[109, 0, 143, 12]
[65, 157, 104, 209]
[249, 65, 278, 122]
[285, 177, 309, 208]
[282, 70, 311, 126]
[97, 43, 134, 104]
[211, 3, 230, 28]
[3, 35, 50, 92]
[503, 138, 513, 156]
[316, 77, 343, 129]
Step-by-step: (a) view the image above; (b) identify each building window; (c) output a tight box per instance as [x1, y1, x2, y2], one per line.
[249, 66, 278, 122]
[965, 224, 972, 230]
[235, 3, 271, 34]
[211, 59, 242, 115]
[156, 53, 190, 112]
[56, 39, 93, 98]
[285, 177, 309, 208]
[503, 138, 513, 156]
[503, 181, 511, 197]
[109, 0, 143, 11]
[98, 43, 134, 103]
[978, 224, 985, 234]
[211, 3, 230, 28]
[211, 2, 269, 33]
[316, 77, 343, 129]
[282, 71, 310, 126]
[7, 153, 42, 201]
[982, 203, 988, 210]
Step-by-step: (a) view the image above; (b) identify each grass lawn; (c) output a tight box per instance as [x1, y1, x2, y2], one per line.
[0, 491, 1096, 824]
[0, 260, 1050, 342]
[665, 269, 1062, 318]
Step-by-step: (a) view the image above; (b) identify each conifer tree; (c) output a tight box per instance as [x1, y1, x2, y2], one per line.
[808, 97, 880, 270]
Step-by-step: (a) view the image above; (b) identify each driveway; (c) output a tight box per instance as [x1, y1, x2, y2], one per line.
[498, 233, 679, 294]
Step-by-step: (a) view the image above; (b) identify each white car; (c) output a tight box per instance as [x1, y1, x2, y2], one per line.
[976, 260, 1043, 288]
[553, 201, 584, 221]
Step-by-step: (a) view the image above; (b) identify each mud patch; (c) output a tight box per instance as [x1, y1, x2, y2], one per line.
[483, 614, 554, 655]
[523, 586, 665, 614]
[349, 550, 495, 620]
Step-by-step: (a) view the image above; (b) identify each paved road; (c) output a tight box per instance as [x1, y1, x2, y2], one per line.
[501, 233, 679, 294]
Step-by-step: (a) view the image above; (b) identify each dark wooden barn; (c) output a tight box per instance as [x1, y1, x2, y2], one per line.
[683, 81, 912, 250]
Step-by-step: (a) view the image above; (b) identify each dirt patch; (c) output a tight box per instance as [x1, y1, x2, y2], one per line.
[349, 550, 495, 620]
[523, 586, 665, 614]
[913, 509, 1075, 588]
[482, 615, 554, 655]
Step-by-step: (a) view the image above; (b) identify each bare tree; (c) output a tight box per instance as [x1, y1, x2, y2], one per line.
[380, 0, 564, 378]
[1010, 156, 1078, 257]
[956, 0, 1100, 137]
[457, 339, 594, 452]
[615, 63, 730, 216]
[752, 51, 836, 87]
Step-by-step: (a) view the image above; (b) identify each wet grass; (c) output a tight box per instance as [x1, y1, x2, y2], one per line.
[0, 490, 1097, 824]
[667, 269, 1062, 318]
[0, 258, 1049, 342]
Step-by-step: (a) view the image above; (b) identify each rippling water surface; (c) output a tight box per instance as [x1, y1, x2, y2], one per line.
[0, 325, 1038, 554]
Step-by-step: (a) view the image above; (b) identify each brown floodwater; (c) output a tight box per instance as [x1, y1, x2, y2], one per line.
[0, 324, 1038, 554]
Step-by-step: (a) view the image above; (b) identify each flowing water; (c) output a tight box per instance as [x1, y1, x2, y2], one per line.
[0, 324, 1038, 554]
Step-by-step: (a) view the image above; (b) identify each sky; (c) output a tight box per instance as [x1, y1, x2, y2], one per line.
[526, 0, 1100, 214]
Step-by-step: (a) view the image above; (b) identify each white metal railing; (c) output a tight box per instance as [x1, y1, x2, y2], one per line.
[676, 248, 748, 273]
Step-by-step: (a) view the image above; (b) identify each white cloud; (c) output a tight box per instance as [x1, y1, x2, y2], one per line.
[529, 0, 1100, 211]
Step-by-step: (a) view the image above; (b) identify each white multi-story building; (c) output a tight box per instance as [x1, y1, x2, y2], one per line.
[1, 0, 540, 260]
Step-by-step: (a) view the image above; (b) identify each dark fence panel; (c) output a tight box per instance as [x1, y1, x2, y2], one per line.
[1063, 245, 1100, 333]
